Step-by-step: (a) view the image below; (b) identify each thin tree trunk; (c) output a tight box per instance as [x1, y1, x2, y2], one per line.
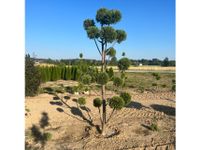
[98, 107, 103, 126]
[101, 42, 107, 133]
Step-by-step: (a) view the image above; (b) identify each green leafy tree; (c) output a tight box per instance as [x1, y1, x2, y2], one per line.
[118, 57, 131, 73]
[162, 57, 169, 67]
[25, 54, 41, 96]
[79, 53, 83, 59]
[83, 8, 126, 132]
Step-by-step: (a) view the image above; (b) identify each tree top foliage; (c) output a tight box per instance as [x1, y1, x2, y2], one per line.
[83, 8, 127, 44]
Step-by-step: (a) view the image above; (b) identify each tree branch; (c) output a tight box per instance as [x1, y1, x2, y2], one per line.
[106, 108, 116, 123]
[105, 41, 117, 55]
[94, 39, 102, 56]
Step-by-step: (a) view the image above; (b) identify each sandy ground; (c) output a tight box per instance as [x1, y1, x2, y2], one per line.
[25, 82, 175, 150]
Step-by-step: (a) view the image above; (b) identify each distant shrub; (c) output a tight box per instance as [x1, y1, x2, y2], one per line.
[65, 86, 74, 94]
[97, 72, 109, 85]
[120, 92, 131, 106]
[172, 79, 176, 84]
[161, 84, 167, 88]
[113, 77, 123, 87]
[152, 72, 159, 77]
[152, 83, 157, 86]
[81, 74, 92, 85]
[93, 98, 102, 108]
[117, 57, 131, 72]
[109, 96, 125, 110]
[156, 75, 161, 80]
[172, 84, 176, 92]
[77, 97, 86, 105]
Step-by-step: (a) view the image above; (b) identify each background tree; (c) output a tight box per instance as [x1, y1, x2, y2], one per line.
[162, 57, 169, 67]
[83, 8, 127, 132]
[109, 56, 117, 66]
[25, 54, 41, 96]
[79, 53, 83, 59]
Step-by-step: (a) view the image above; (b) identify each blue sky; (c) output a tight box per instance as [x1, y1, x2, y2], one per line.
[25, 0, 175, 60]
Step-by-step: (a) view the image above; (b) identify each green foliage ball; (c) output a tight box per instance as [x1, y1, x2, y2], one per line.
[86, 26, 100, 39]
[77, 97, 86, 105]
[83, 19, 95, 30]
[113, 77, 123, 87]
[100, 26, 117, 43]
[116, 30, 127, 43]
[81, 74, 92, 85]
[120, 92, 131, 106]
[93, 98, 102, 108]
[117, 57, 131, 71]
[109, 96, 125, 110]
[96, 8, 121, 25]
[106, 47, 116, 57]
[97, 72, 109, 85]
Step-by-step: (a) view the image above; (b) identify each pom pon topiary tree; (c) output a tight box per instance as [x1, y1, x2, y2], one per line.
[83, 8, 127, 133]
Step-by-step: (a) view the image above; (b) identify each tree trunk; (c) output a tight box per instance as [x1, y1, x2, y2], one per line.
[101, 43, 106, 133]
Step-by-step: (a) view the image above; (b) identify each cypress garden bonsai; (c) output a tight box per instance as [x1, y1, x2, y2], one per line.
[83, 8, 132, 134]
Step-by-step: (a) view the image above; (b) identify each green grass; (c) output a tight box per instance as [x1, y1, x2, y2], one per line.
[114, 72, 175, 92]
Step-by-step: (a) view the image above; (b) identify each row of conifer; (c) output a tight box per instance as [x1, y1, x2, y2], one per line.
[38, 66, 81, 83]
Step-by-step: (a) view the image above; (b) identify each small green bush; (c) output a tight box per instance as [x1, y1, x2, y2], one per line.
[77, 97, 86, 105]
[117, 57, 131, 72]
[172, 79, 176, 84]
[109, 96, 125, 110]
[93, 98, 102, 107]
[161, 84, 167, 88]
[152, 72, 159, 77]
[43, 132, 52, 141]
[97, 72, 109, 85]
[156, 75, 161, 80]
[113, 77, 123, 87]
[65, 86, 74, 94]
[172, 84, 176, 92]
[81, 74, 92, 85]
[150, 123, 159, 131]
[152, 83, 157, 86]
[120, 92, 131, 106]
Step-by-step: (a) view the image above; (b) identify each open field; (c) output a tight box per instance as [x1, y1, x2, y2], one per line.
[25, 73, 175, 150]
